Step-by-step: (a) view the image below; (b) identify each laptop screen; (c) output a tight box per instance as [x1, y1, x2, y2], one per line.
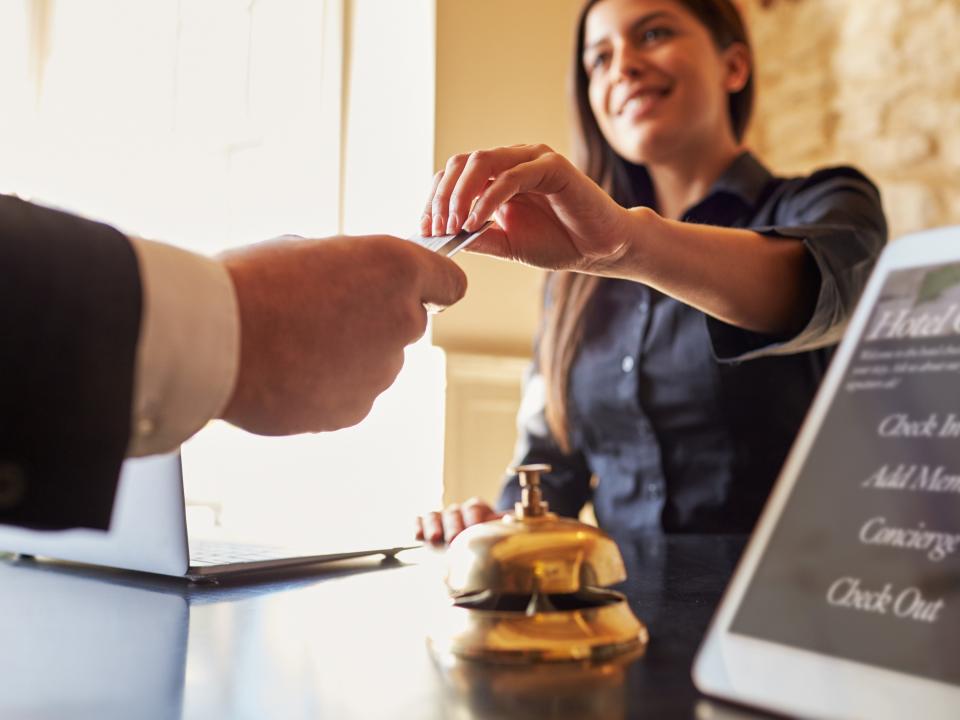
[0, 453, 190, 576]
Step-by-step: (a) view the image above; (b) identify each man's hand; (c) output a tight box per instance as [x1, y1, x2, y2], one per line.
[219, 234, 466, 434]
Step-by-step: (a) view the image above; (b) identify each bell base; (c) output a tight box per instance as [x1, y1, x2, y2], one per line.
[429, 590, 649, 664]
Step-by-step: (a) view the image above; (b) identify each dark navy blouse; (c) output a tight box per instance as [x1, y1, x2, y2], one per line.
[496, 152, 887, 533]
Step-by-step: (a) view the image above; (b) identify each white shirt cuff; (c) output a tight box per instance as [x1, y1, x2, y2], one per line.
[127, 237, 240, 456]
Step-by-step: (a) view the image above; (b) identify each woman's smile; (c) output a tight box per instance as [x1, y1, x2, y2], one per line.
[616, 83, 674, 120]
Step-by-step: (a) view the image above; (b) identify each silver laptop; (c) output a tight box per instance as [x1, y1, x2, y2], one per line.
[0, 452, 414, 579]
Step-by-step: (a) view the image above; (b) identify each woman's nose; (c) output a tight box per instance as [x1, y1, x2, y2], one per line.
[611, 43, 644, 82]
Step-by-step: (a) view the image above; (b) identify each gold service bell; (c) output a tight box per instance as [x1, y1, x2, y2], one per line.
[429, 464, 649, 663]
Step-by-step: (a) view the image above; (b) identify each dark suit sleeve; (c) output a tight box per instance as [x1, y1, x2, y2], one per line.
[0, 195, 142, 530]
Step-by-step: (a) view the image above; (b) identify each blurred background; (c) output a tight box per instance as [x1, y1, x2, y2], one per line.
[0, 0, 957, 545]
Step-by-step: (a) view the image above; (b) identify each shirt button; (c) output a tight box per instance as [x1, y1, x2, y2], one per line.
[621, 356, 635, 373]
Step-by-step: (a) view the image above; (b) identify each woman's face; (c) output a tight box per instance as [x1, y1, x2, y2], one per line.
[582, 0, 748, 165]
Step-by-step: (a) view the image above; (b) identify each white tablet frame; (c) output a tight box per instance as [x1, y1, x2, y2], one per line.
[693, 227, 960, 720]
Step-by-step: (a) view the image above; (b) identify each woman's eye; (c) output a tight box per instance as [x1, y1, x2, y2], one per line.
[639, 26, 674, 44]
[586, 52, 610, 73]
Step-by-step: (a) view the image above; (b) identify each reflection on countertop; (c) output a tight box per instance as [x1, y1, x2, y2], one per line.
[0, 535, 751, 720]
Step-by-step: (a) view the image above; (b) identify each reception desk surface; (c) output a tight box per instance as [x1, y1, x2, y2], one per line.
[0, 533, 761, 719]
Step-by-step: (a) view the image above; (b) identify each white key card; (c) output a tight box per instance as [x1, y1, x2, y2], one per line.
[408, 220, 494, 257]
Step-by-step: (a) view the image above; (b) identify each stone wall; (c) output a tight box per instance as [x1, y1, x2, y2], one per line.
[745, 0, 960, 240]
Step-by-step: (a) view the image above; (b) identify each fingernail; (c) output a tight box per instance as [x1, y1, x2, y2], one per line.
[432, 214, 445, 236]
[463, 213, 478, 232]
[446, 212, 460, 235]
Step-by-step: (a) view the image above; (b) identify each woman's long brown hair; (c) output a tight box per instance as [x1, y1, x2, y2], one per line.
[541, 0, 755, 453]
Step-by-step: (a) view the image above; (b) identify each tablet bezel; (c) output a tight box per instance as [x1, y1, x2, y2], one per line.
[693, 226, 960, 719]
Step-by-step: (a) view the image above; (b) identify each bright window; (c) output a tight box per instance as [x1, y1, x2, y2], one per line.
[0, 0, 443, 546]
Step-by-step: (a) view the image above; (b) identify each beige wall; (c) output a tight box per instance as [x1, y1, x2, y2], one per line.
[432, 0, 584, 357]
[746, 0, 960, 241]
[433, 0, 584, 503]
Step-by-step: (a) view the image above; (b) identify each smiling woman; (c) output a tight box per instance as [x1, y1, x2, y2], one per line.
[580, 0, 752, 185]
[417, 0, 888, 543]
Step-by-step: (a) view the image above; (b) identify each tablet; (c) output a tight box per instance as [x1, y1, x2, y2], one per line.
[694, 226, 960, 719]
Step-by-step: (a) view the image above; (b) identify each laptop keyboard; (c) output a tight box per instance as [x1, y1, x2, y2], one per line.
[189, 540, 295, 567]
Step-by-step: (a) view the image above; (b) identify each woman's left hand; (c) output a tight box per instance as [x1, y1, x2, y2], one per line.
[420, 144, 634, 272]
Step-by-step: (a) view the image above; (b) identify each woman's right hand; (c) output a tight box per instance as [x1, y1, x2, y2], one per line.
[419, 144, 635, 274]
[415, 497, 504, 545]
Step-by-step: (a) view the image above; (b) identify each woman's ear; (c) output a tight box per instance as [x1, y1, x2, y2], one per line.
[721, 42, 751, 94]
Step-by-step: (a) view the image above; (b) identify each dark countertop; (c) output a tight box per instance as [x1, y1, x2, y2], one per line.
[0, 533, 762, 719]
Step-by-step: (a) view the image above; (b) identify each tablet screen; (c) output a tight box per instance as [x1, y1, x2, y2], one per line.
[730, 260, 960, 686]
